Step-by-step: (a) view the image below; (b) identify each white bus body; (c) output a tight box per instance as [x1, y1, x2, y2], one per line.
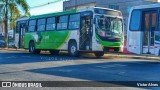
[14, 17, 29, 48]
[127, 4, 160, 56]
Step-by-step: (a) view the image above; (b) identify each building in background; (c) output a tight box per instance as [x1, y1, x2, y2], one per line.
[63, 0, 159, 37]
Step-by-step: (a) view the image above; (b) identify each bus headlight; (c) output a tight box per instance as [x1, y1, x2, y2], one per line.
[120, 45, 124, 52]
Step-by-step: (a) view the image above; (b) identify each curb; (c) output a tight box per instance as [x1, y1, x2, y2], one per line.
[104, 53, 160, 60]
[0, 48, 26, 51]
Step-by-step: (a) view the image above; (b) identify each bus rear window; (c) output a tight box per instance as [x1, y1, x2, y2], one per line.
[130, 10, 141, 31]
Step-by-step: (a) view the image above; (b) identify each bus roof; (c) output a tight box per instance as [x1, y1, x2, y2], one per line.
[29, 7, 121, 20]
[16, 17, 29, 21]
[132, 3, 160, 10]
[19, 7, 122, 20]
[94, 7, 121, 12]
[30, 9, 77, 19]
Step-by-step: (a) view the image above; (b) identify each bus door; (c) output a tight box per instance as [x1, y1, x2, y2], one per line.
[142, 11, 157, 54]
[80, 12, 92, 50]
[19, 23, 26, 48]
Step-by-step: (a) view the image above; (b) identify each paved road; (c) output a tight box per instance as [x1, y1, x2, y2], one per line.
[0, 51, 160, 90]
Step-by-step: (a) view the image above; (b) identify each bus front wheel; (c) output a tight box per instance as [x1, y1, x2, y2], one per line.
[29, 42, 40, 54]
[94, 52, 104, 58]
[68, 42, 78, 56]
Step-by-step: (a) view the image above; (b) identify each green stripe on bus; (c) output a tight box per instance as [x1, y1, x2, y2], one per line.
[96, 34, 123, 47]
[57, 31, 72, 49]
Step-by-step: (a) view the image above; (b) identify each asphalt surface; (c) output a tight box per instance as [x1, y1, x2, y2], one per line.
[0, 50, 160, 90]
[29, 61, 160, 81]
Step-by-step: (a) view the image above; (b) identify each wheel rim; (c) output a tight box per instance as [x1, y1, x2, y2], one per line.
[71, 45, 76, 54]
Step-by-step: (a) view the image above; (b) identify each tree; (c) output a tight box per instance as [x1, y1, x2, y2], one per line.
[1, 0, 30, 47]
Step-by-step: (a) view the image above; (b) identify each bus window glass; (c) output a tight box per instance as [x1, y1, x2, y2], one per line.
[152, 12, 156, 30]
[16, 22, 20, 33]
[29, 20, 36, 26]
[46, 17, 56, 31]
[37, 18, 46, 31]
[158, 14, 160, 30]
[95, 15, 123, 37]
[57, 15, 68, 30]
[144, 13, 150, 31]
[28, 20, 36, 32]
[155, 13, 160, 42]
[69, 14, 80, 29]
[130, 10, 141, 31]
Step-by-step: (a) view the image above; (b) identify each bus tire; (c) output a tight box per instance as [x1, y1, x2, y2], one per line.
[29, 41, 40, 54]
[68, 41, 78, 56]
[50, 50, 59, 55]
[95, 52, 104, 58]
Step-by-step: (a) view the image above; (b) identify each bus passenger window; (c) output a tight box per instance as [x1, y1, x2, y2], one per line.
[37, 18, 46, 31]
[130, 10, 141, 31]
[151, 12, 156, 30]
[57, 15, 68, 30]
[69, 14, 80, 29]
[159, 14, 160, 30]
[28, 20, 36, 32]
[144, 13, 150, 31]
[16, 22, 20, 33]
[46, 17, 56, 31]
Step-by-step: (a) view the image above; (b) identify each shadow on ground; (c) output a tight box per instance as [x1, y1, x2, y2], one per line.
[27, 61, 160, 88]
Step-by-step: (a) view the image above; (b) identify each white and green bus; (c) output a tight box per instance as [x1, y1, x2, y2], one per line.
[15, 7, 124, 57]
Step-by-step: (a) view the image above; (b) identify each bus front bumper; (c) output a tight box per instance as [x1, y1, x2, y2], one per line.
[103, 46, 123, 53]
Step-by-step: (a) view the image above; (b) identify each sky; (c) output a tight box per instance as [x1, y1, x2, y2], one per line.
[26, 0, 64, 15]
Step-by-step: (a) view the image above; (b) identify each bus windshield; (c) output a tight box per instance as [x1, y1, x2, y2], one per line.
[95, 15, 123, 37]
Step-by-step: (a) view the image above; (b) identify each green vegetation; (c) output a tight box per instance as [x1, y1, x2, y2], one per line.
[1, 0, 30, 46]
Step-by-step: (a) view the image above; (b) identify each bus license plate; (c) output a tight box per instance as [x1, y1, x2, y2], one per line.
[109, 49, 114, 52]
